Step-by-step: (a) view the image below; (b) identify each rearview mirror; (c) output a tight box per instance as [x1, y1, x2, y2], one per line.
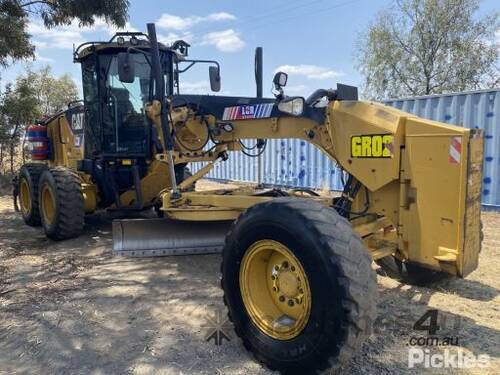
[209, 66, 221, 92]
[117, 52, 135, 83]
[273, 72, 288, 88]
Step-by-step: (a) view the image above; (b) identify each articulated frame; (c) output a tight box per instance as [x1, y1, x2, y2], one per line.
[148, 98, 481, 277]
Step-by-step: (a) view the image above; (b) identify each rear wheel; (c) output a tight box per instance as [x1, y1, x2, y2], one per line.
[221, 198, 377, 374]
[39, 167, 84, 240]
[18, 163, 46, 226]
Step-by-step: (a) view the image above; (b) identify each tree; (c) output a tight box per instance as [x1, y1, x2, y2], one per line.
[0, 1, 34, 68]
[0, 66, 77, 174]
[0, 0, 129, 68]
[356, 0, 500, 100]
[31, 66, 78, 116]
[0, 77, 40, 173]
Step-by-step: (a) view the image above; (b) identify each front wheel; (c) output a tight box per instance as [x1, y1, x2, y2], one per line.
[221, 198, 377, 374]
[38, 167, 84, 240]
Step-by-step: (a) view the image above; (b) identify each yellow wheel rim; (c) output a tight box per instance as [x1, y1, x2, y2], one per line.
[41, 183, 56, 225]
[19, 178, 31, 216]
[239, 240, 311, 340]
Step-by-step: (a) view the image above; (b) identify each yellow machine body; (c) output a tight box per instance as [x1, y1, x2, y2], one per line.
[34, 111, 172, 213]
[19, 24, 484, 374]
[20, 28, 482, 279]
[153, 100, 483, 278]
[26, 96, 483, 278]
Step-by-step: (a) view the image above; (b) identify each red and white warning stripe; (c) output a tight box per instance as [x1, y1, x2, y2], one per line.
[449, 136, 462, 164]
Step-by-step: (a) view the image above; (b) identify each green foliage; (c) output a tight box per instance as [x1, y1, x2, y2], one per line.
[31, 66, 78, 116]
[0, 73, 40, 173]
[0, 0, 129, 68]
[0, 66, 78, 173]
[0, 1, 34, 67]
[28, 0, 129, 28]
[356, 0, 500, 100]
[1, 77, 40, 132]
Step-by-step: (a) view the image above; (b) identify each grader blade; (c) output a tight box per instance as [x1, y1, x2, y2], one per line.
[112, 219, 232, 257]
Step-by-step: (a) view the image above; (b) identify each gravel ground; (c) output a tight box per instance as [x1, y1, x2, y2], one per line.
[0, 180, 498, 375]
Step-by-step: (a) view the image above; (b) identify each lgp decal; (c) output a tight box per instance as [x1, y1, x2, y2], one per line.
[351, 134, 394, 158]
[222, 103, 273, 121]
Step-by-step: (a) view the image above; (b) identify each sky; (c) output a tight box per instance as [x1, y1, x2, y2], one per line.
[1, 0, 499, 99]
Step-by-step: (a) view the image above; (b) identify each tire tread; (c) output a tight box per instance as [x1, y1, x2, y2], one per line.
[19, 163, 47, 226]
[40, 167, 84, 240]
[221, 198, 377, 374]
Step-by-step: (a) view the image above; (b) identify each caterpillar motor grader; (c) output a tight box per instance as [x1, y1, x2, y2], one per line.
[17, 23, 483, 374]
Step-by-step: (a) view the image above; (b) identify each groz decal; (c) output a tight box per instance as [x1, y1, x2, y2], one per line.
[351, 134, 394, 158]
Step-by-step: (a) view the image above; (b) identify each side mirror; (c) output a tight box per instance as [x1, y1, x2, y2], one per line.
[273, 72, 288, 89]
[117, 52, 135, 83]
[209, 66, 221, 92]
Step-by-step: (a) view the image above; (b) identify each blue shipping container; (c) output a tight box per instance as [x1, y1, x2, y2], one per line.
[192, 88, 500, 209]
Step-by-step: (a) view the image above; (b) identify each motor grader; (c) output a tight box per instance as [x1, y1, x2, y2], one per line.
[17, 23, 483, 374]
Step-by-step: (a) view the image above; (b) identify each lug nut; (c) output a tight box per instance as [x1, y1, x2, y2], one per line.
[271, 275, 276, 280]
[288, 300, 295, 307]
[279, 296, 285, 302]
[282, 261, 289, 268]
[274, 265, 280, 271]
[273, 286, 278, 292]
[291, 266, 296, 271]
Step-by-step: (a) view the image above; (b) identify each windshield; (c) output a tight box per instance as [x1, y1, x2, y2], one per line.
[101, 52, 151, 154]
[108, 54, 151, 112]
[81, 48, 173, 158]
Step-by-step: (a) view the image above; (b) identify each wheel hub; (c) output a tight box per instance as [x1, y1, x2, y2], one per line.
[239, 239, 311, 340]
[41, 183, 56, 225]
[19, 179, 31, 215]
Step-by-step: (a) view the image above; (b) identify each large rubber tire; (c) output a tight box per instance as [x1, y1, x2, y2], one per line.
[18, 163, 47, 226]
[38, 167, 85, 240]
[221, 198, 377, 374]
[375, 256, 451, 286]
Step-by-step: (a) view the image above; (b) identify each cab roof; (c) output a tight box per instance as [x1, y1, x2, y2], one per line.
[73, 32, 172, 62]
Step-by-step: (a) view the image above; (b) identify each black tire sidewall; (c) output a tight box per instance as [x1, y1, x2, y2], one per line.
[223, 207, 347, 371]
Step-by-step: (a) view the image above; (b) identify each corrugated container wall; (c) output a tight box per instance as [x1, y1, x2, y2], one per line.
[192, 88, 500, 208]
[386, 89, 500, 209]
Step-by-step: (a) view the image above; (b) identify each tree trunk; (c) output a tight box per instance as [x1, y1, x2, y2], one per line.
[10, 142, 14, 174]
[21, 136, 26, 165]
[0, 143, 4, 174]
[10, 123, 20, 174]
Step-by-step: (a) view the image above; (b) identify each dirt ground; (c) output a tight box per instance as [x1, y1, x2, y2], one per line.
[0, 180, 498, 375]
